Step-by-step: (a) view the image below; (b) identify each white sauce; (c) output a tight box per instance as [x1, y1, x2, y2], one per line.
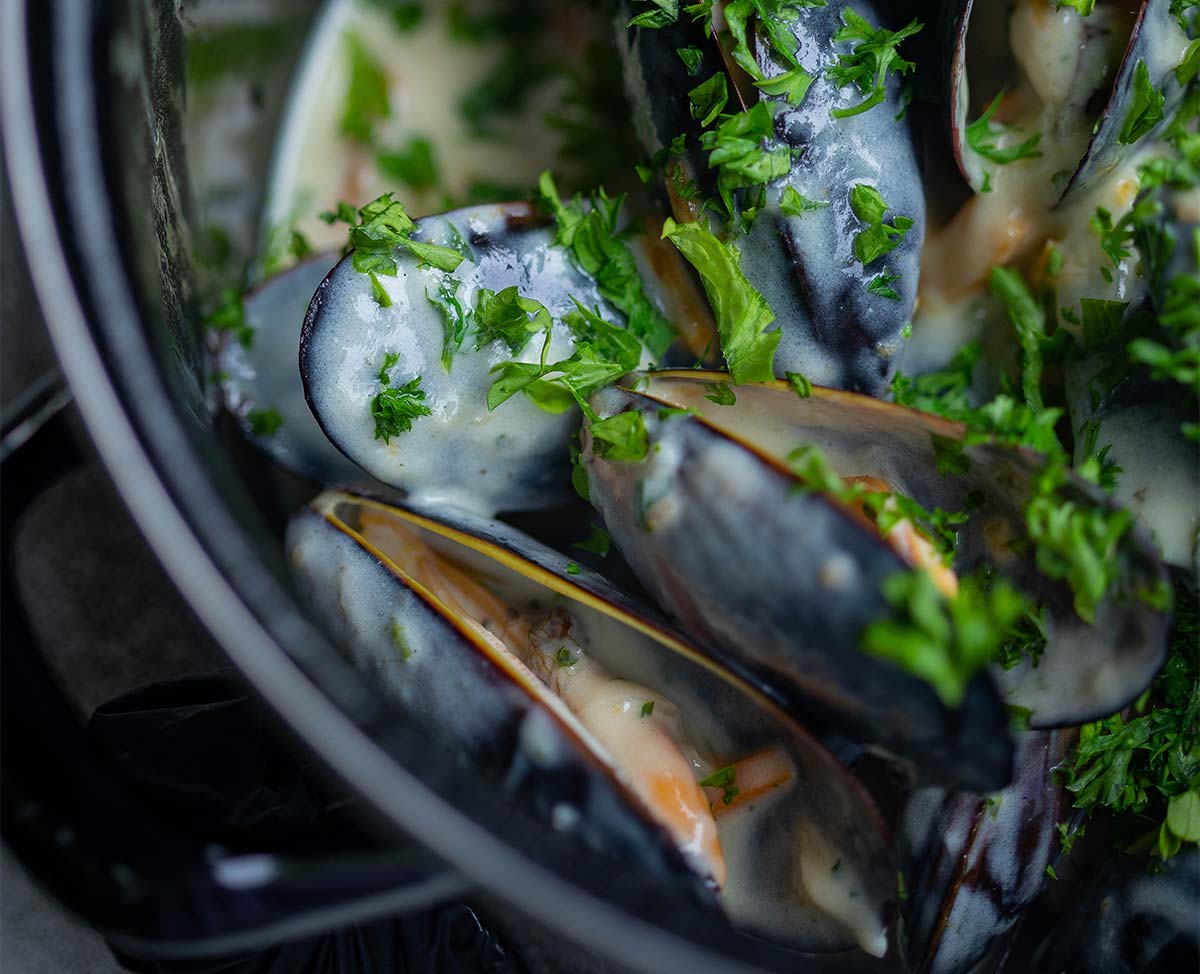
[265, 0, 569, 248]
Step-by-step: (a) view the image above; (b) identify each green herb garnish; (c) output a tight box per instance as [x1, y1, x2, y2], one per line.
[371, 351, 432, 443]
[662, 218, 779, 384]
[698, 764, 740, 805]
[246, 407, 283, 437]
[1119, 59, 1166, 145]
[849, 184, 914, 266]
[827, 10, 923, 119]
[341, 33, 390, 144]
[965, 90, 1043, 164]
[589, 410, 650, 462]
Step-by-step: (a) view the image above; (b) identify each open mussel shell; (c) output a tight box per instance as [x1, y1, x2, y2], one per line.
[582, 372, 1171, 776]
[1031, 847, 1199, 973]
[617, 0, 923, 395]
[949, 0, 1192, 201]
[286, 490, 898, 956]
[216, 256, 373, 487]
[301, 202, 663, 516]
[901, 729, 1076, 974]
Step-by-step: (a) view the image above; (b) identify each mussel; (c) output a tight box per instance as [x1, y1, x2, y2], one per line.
[286, 490, 898, 955]
[1063, 183, 1200, 573]
[300, 201, 711, 515]
[948, 0, 1192, 202]
[1031, 846, 1200, 974]
[216, 255, 371, 486]
[900, 728, 1076, 974]
[617, 0, 925, 395]
[580, 371, 1171, 788]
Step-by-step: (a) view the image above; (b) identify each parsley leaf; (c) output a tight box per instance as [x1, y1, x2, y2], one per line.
[987, 266, 1051, 411]
[1066, 585, 1199, 859]
[246, 407, 283, 437]
[662, 218, 779, 384]
[473, 286, 552, 354]
[589, 410, 650, 462]
[1024, 456, 1133, 623]
[1119, 59, 1166, 145]
[868, 267, 902, 300]
[205, 288, 253, 347]
[627, 0, 679, 28]
[573, 523, 612, 556]
[371, 352, 432, 443]
[697, 103, 793, 226]
[861, 569, 1027, 707]
[1054, 1, 1096, 13]
[677, 45, 704, 75]
[850, 184, 914, 266]
[376, 136, 438, 191]
[965, 90, 1043, 164]
[698, 765, 740, 805]
[779, 186, 829, 216]
[689, 73, 729, 127]
[786, 371, 813, 397]
[426, 276, 470, 371]
[341, 33, 390, 144]
[827, 10, 923, 119]
[641, 700, 656, 717]
[539, 172, 675, 358]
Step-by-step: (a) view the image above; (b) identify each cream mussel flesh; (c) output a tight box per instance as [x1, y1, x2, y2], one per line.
[580, 371, 1171, 789]
[286, 489, 897, 956]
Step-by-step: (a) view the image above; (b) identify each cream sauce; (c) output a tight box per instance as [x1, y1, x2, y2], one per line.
[264, 0, 574, 250]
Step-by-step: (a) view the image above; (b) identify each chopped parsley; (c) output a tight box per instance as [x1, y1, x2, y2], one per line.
[987, 266, 1055, 411]
[1054, 1, 1096, 13]
[677, 45, 704, 75]
[965, 90, 1043, 164]
[704, 380, 737, 405]
[573, 523, 612, 556]
[698, 765, 740, 805]
[341, 33, 390, 143]
[566, 562, 581, 575]
[555, 645, 579, 668]
[538, 172, 675, 358]
[1118, 60, 1166, 146]
[826, 10, 923, 119]
[375, 136, 438, 191]
[427, 276, 470, 370]
[626, 0, 678, 29]
[849, 184, 914, 266]
[861, 569, 1028, 707]
[589, 410, 650, 463]
[473, 286, 552, 353]
[246, 407, 283, 437]
[389, 618, 413, 661]
[371, 352, 432, 443]
[662, 218, 779, 384]
[697, 103, 794, 226]
[487, 300, 641, 415]
[868, 267, 902, 300]
[779, 186, 829, 216]
[1066, 584, 1199, 859]
[689, 73, 729, 127]
[341, 194, 466, 282]
[641, 700, 656, 718]
[205, 288, 252, 347]
[786, 371, 813, 397]
[1024, 456, 1133, 624]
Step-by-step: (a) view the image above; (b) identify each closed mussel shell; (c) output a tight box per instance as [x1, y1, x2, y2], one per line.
[581, 372, 1171, 788]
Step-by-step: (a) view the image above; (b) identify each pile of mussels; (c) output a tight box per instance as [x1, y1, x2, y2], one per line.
[208, 1, 1199, 970]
